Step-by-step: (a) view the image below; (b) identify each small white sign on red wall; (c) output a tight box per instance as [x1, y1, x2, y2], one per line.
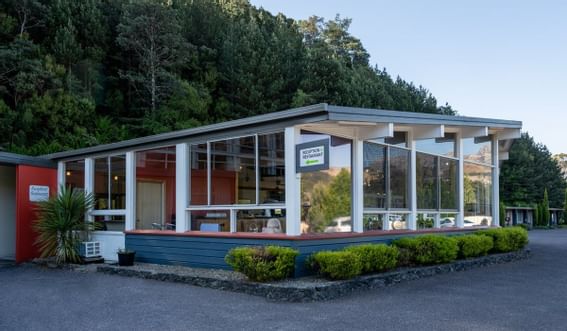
[29, 185, 49, 202]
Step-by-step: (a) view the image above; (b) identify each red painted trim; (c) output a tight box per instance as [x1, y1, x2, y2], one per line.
[125, 227, 487, 241]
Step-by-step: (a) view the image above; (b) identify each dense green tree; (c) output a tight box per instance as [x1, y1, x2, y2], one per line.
[500, 133, 566, 208]
[0, 0, 458, 155]
[117, 2, 193, 114]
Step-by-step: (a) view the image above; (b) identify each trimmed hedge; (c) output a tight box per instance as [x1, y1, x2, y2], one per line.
[393, 235, 459, 265]
[345, 244, 399, 273]
[475, 227, 529, 253]
[309, 251, 363, 280]
[456, 235, 493, 259]
[225, 246, 298, 282]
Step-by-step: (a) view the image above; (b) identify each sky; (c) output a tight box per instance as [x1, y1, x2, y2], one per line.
[250, 0, 567, 154]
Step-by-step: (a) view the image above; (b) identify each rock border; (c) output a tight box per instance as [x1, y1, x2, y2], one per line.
[96, 249, 530, 302]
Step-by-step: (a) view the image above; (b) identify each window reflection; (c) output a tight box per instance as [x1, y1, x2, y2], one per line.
[190, 143, 207, 205]
[390, 147, 410, 209]
[211, 136, 256, 205]
[464, 163, 493, 226]
[94, 156, 125, 210]
[259, 133, 285, 203]
[415, 133, 456, 157]
[463, 136, 492, 165]
[65, 160, 84, 191]
[301, 133, 352, 234]
[440, 158, 458, 210]
[416, 152, 438, 210]
[363, 143, 386, 208]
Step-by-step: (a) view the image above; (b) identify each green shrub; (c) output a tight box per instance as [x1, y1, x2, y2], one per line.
[309, 251, 362, 280]
[225, 246, 298, 282]
[345, 244, 399, 273]
[392, 235, 458, 265]
[456, 235, 493, 259]
[475, 227, 528, 252]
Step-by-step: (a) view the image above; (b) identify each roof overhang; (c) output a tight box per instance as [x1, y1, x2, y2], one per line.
[43, 103, 522, 161]
[0, 152, 56, 168]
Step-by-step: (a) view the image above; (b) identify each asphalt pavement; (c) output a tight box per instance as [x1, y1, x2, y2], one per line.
[1, 230, 566, 331]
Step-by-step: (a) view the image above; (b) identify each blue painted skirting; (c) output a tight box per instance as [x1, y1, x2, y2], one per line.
[126, 232, 470, 277]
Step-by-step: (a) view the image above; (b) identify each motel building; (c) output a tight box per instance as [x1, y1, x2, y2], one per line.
[0, 104, 521, 275]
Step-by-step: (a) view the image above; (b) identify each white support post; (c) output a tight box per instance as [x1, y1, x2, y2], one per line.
[408, 130, 417, 231]
[456, 133, 465, 228]
[176, 143, 189, 233]
[383, 213, 391, 230]
[285, 126, 301, 236]
[85, 158, 94, 222]
[125, 151, 136, 231]
[492, 136, 500, 227]
[57, 161, 65, 193]
[434, 213, 441, 229]
[230, 209, 237, 233]
[352, 138, 364, 233]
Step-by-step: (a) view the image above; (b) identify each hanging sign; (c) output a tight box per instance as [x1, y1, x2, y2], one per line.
[296, 139, 329, 173]
[29, 185, 50, 202]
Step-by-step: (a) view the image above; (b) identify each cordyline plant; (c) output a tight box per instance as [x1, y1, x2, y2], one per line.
[34, 186, 95, 264]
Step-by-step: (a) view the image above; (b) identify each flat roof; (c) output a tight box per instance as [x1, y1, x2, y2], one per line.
[44, 103, 522, 161]
[0, 151, 56, 168]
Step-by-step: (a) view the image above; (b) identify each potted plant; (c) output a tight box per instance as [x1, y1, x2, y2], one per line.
[117, 248, 136, 266]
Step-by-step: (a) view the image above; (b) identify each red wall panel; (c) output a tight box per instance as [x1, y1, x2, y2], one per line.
[15, 165, 57, 263]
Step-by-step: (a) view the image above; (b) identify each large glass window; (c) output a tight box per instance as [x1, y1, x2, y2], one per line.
[211, 136, 256, 205]
[464, 163, 493, 226]
[65, 160, 84, 190]
[94, 155, 126, 210]
[390, 147, 410, 209]
[301, 133, 352, 234]
[135, 147, 176, 230]
[259, 132, 285, 203]
[440, 158, 458, 210]
[363, 143, 386, 209]
[415, 133, 456, 157]
[463, 136, 492, 165]
[190, 143, 207, 205]
[416, 152, 438, 210]
[364, 141, 410, 210]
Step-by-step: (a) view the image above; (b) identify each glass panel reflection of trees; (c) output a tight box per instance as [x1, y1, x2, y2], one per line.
[416, 153, 438, 210]
[301, 133, 352, 234]
[363, 142, 409, 210]
[464, 163, 492, 226]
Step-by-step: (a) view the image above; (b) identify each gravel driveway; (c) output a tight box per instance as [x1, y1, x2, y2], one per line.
[1, 230, 566, 331]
